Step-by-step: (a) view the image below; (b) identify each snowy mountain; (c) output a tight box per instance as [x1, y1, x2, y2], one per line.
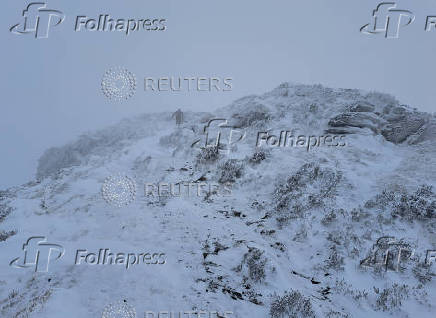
[1, 83, 435, 318]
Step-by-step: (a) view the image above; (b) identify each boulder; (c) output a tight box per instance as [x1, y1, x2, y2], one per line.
[349, 101, 375, 113]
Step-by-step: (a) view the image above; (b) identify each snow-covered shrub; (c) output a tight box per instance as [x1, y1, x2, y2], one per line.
[363, 185, 436, 221]
[272, 163, 342, 221]
[326, 230, 345, 246]
[391, 185, 436, 220]
[270, 290, 316, 318]
[235, 248, 268, 283]
[332, 279, 369, 303]
[0, 204, 13, 223]
[218, 159, 244, 183]
[8, 289, 18, 300]
[350, 207, 372, 223]
[321, 209, 339, 225]
[374, 284, 409, 312]
[325, 226, 362, 261]
[412, 261, 433, 284]
[0, 230, 16, 242]
[196, 146, 220, 165]
[1, 284, 53, 318]
[325, 245, 345, 271]
[0, 190, 12, 201]
[325, 311, 351, 318]
[248, 149, 268, 165]
[231, 103, 272, 128]
[364, 189, 397, 210]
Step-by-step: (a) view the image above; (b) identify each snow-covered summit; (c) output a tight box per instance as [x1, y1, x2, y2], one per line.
[1, 83, 435, 318]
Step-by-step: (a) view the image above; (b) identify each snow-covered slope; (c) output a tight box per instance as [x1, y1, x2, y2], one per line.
[1, 83, 435, 318]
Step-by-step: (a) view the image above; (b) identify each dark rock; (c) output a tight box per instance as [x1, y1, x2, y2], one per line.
[328, 113, 383, 133]
[327, 103, 434, 144]
[325, 127, 367, 135]
[381, 113, 427, 144]
[349, 101, 375, 112]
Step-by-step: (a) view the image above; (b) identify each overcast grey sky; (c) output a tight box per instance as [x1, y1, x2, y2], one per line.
[1, 0, 435, 189]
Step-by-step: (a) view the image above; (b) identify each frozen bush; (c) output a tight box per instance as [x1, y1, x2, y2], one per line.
[0, 190, 12, 201]
[231, 104, 272, 128]
[272, 163, 342, 220]
[362, 185, 436, 222]
[235, 248, 268, 283]
[0, 204, 13, 223]
[374, 284, 409, 312]
[326, 231, 344, 246]
[364, 190, 396, 210]
[218, 159, 244, 183]
[391, 185, 436, 220]
[196, 146, 220, 165]
[412, 262, 433, 284]
[321, 209, 338, 225]
[0, 230, 17, 242]
[332, 279, 369, 303]
[270, 290, 316, 318]
[325, 245, 344, 271]
[248, 149, 268, 165]
[8, 289, 18, 300]
[325, 311, 350, 318]
[1, 278, 53, 318]
[350, 207, 371, 222]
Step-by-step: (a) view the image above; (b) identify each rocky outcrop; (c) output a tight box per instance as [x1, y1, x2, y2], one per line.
[326, 102, 434, 144]
[327, 112, 385, 134]
[349, 101, 375, 113]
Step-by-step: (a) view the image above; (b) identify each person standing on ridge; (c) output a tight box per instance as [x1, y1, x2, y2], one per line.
[172, 108, 184, 127]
